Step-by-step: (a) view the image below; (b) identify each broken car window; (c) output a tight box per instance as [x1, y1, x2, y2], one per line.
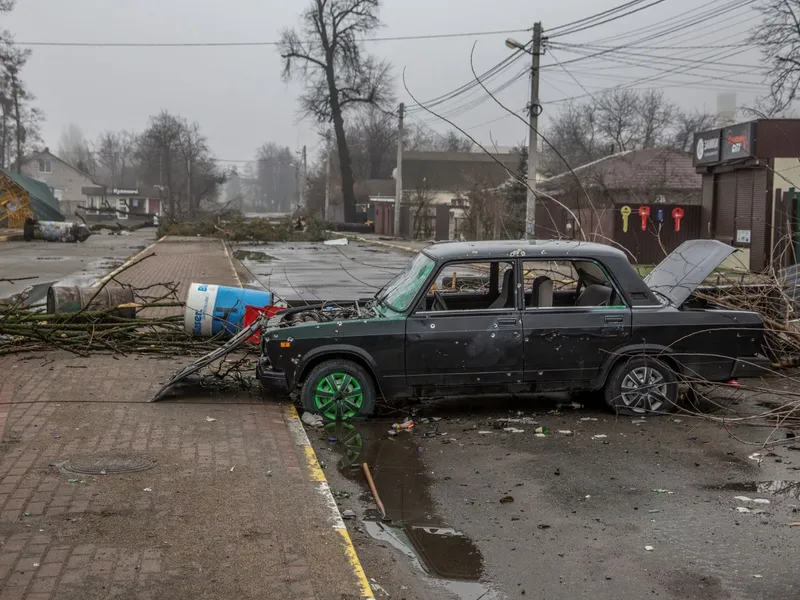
[522, 260, 623, 309]
[422, 261, 515, 311]
[379, 252, 436, 312]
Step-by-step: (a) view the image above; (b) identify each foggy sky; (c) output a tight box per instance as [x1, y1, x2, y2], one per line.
[7, 0, 767, 168]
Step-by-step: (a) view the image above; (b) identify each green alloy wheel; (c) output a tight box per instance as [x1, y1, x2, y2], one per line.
[301, 359, 376, 421]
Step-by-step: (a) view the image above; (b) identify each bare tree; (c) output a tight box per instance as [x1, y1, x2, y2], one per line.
[255, 142, 296, 212]
[279, 0, 393, 222]
[58, 124, 96, 175]
[405, 123, 473, 152]
[751, 0, 800, 115]
[137, 111, 185, 218]
[670, 110, 717, 152]
[637, 90, 674, 149]
[95, 130, 138, 187]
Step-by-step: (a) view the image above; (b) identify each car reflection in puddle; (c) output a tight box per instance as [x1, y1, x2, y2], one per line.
[322, 419, 499, 600]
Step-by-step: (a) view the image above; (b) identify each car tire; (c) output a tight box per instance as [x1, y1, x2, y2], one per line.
[604, 355, 678, 416]
[301, 359, 376, 422]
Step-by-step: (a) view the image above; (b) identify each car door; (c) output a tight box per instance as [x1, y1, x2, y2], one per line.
[520, 258, 631, 384]
[405, 259, 524, 387]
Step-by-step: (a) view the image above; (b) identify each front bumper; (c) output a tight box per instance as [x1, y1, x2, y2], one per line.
[256, 356, 289, 395]
[730, 355, 772, 379]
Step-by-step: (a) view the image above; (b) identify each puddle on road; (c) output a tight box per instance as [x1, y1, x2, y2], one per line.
[233, 250, 276, 263]
[706, 480, 800, 499]
[320, 420, 498, 600]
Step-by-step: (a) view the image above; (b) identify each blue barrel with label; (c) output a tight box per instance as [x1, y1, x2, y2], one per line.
[184, 283, 272, 337]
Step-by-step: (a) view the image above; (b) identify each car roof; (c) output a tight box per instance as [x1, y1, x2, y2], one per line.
[421, 239, 629, 262]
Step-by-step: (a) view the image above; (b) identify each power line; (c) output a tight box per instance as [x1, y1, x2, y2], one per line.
[15, 28, 531, 48]
[548, 0, 668, 39]
[547, 0, 649, 34]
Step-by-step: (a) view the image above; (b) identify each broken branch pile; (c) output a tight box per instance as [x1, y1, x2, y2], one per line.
[0, 304, 225, 357]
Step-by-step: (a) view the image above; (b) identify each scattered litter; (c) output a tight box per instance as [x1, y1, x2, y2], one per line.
[498, 417, 539, 425]
[301, 412, 324, 427]
[143, 487, 152, 492]
[535, 433, 547, 438]
[537, 524, 550, 530]
[341, 509, 356, 519]
[393, 419, 414, 432]
[205, 417, 217, 423]
[753, 575, 763, 578]
[647, 509, 661, 514]
[651, 489, 674, 494]
[511, 515, 520, 521]
[631, 419, 647, 425]
[671, 418, 682, 423]
[327, 437, 338, 443]
[592, 434, 608, 440]
[387, 430, 397, 437]
[644, 546, 654, 552]
[504, 427, 525, 433]
[736, 507, 752, 513]
[789, 522, 800, 527]
[478, 430, 493, 435]
[66, 478, 85, 484]
[534, 426, 549, 435]
[580, 417, 598, 421]
[230, 466, 235, 473]
[557, 430, 573, 436]
[32, 563, 39, 567]
[324, 237, 349, 246]
[22, 512, 30, 517]
[500, 496, 515, 504]
[748, 453, 764, 463]
[735, 496, 770, 504]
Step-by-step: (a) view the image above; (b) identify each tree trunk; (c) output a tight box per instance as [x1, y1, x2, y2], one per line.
[326, 68, 357, 223]
[12, 76, 21, 174]
[0, 104, 7, 169]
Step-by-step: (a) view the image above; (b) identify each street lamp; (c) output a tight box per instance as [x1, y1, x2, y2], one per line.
[505, 38, 528, 53]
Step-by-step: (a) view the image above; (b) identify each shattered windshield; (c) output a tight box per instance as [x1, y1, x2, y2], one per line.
[378, 252, 435, 312]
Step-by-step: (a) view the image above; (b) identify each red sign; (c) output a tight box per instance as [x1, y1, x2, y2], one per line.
[638, 206, 650, 231]
[672, 207, 684, 232]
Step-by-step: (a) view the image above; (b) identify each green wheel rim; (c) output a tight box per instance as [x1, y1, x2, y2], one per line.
[314, 372, 364, 421]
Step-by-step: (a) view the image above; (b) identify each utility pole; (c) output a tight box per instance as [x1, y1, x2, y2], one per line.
[526, 22, 542, 239]
[393, 102, 405, 237]
[300, 145, 307, 208]
[324, 147, 331, 222]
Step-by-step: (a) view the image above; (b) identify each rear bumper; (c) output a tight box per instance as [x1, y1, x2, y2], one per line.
[256, 356, 289, 395]
[730, 355, 772, 379]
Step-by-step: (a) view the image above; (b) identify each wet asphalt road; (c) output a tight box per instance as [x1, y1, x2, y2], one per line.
[0, 228, 156, 304]
[232, 240, 412, 302]
[311, 394, 800, 600]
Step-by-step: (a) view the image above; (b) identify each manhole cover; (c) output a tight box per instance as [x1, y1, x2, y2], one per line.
[62, 455, 157, 475]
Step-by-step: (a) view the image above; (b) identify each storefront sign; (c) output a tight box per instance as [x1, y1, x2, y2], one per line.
[693, 129, 721, 165]
[720, 121, 756, 162]
[112, 188, 139, 196]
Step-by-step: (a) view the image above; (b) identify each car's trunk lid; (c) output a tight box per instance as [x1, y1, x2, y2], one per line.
[643, 239, 736, 306]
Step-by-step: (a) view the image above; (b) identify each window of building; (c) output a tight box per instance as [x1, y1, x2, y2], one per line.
[38, 159, 52, 173]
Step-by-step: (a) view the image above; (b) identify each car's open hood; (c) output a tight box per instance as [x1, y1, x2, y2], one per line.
[643, 239, 736, 306]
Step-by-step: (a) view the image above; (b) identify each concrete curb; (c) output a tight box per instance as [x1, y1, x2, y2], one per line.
[221, 239, 245, 288]
[283, 405, 375, 599]
[92, 235, 166, 288]
[331, 231, 420, 254]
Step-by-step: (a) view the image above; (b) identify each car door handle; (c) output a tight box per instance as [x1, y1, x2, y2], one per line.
[604, 315, 624, 324]
[497, 317, 517, 325]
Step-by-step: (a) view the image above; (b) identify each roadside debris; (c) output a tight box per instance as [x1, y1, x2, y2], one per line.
[393, 419, 414, 432]
[324, 237, 349, 246]
[301, 412, 324, 427]
[651, 489, 674, 494]
[504, 427, 524, 433]
[645, 546, 654, 552]
[734, 496, 770, 504]
[363, 463, 387, 520]
[591, 434, 608, 440]
[500, 496, 515, 504]
[341, 509, 356, 519]
[205, 417, 217, 423]
[557, 430, 574, 436]
[143, 487, 152, 492]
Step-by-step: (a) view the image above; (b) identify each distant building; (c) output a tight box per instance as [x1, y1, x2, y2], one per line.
[81, 185, 166, 224]
[19, 148, 99, 217]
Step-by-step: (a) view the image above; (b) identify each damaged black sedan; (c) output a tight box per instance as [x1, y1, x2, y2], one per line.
[257, 239, 770, 420]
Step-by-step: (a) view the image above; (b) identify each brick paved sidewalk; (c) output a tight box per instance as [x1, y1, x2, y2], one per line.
[0, 237, 370, 600]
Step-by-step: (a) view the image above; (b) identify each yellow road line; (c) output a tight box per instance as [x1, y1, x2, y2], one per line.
[221, 240, 244, 289]
[283, 405, 375, 599]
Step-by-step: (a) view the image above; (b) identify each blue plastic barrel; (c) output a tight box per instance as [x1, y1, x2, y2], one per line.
[184, 282, 272, 337]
